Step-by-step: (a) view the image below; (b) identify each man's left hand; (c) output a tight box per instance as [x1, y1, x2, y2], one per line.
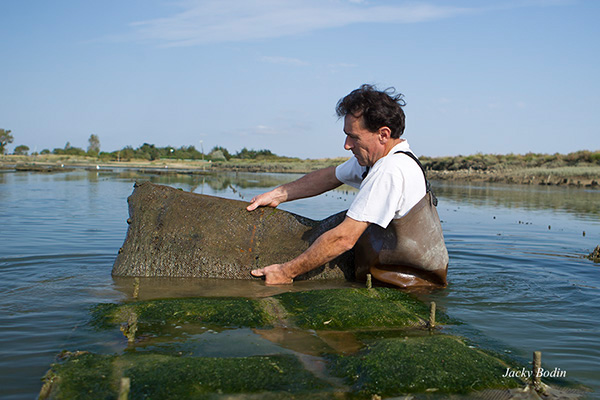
[251, 264, 293, 285]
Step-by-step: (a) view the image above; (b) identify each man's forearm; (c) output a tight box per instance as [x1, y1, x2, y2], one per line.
[278, 166, 342, 203]
[251, 217, 369, 284]
[247, 166, 342, 211]
[278, 217, 368, 279]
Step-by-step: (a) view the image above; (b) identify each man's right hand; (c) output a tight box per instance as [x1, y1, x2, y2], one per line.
[246, 167, 342, 212]
[246, 190, 283, 211]
[250, 264, 293, 285]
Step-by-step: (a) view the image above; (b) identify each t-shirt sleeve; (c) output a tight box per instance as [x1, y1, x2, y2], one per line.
[346, 170, 404, 228]
[335, 158, 365, 189]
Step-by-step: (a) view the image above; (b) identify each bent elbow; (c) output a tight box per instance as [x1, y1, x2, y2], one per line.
[339, 236, 358, 253]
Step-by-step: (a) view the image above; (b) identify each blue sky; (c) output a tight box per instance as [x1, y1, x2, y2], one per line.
[1, 0, 598, 158]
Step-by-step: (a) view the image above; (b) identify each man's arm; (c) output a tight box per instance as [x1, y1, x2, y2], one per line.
[246, 166, 342, 211]
[251, 216, 369, 284]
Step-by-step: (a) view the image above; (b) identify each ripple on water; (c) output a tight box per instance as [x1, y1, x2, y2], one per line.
[1, 173, 599, 398]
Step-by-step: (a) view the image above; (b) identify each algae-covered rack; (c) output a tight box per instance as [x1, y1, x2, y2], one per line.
[39, 288, 585, 399]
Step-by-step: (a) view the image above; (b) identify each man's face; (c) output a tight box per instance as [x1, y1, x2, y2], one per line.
[343, 114, 381, 167]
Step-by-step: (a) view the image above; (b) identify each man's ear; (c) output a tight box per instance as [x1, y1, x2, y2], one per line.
[378, 126, 392, 143]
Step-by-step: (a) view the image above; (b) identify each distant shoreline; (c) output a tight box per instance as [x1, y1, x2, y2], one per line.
[426, 168, 599, 187]
[1, 154, 599, 188]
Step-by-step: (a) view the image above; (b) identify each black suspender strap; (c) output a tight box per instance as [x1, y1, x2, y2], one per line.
[393, 150, 438, 207]
[361, 166, 370, 179]
[360, 150, 438, 207]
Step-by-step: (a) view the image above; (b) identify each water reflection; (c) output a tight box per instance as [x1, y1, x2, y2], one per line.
[134, 171, 302, 191]
[433, 181, 600, 218]
[3, 167, 596, 219]
[1, 169, 599, 397]
[114, 170, 599, 218]
[112, 276, 361, 300]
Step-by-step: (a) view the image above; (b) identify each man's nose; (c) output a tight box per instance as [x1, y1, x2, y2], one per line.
[344, 136, 353, 150]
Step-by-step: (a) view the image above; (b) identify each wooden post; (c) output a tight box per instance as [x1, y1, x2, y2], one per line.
[127, 313, 137, 344]
[532, 351, 542, 390]
[119, 308, 138, 345]
[366, 274, 372, 289]
[132, 278, 140, 299]
[118, 377, 130, 400]
[429, 301, 436, 329]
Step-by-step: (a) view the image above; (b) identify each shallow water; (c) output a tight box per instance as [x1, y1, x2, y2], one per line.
[0, 170, 598, 399]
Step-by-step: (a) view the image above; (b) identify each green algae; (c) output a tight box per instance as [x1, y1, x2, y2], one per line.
[40, 353, 115, 400]
[90, 297, 273, 331]
[89, 289, 443, 335]
[329, 334, 523, 396]
[41, 352, 331, 400]
[124, 353, 330, 398]
[43, 288, 580, 398]
[275, 287, 447, 331]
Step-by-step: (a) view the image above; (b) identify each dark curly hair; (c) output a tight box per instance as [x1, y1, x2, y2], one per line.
[336, 84, 406, 138]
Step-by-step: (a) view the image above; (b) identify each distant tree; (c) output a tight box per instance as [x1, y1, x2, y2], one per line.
[98, 151, 113, 161]
[176, 145, 202, 160]
[87, 134, 100, 156]
[138, 143, 160, 161]
[235, 147, 253, 159]
[53, 143, 86, 156]
[0, 129, 14, 154]
[40, 149, 50, 154]
[210, 146, 231, 160]
[13, 145, 30, 155]
[120, 146, 135, 161]
[66, 147, 86, 156]
[209, 149, 226, 161]
[235, 147, 274, 159]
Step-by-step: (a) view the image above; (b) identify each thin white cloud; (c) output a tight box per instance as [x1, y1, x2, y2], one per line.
[121, 0, 573, 47]
[254, 125, 279, 135]
[261, 56, 309, 66]
[233, 124, 283, 136]
[127, 0, 475, 47]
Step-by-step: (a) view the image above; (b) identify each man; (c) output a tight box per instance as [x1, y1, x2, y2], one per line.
[247, 84, 447, 286]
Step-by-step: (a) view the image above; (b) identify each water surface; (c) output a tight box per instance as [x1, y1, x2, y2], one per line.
[0, 170, 598, 399]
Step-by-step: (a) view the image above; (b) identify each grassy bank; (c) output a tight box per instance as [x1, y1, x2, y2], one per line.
[2, 151, 599, 188]
[426, 166, 600, 187]
[420, 151, 600, 187]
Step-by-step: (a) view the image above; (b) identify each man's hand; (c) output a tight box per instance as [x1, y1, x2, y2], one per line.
[251, 264, 293, 285]
[247, 167, 342, 212]
[246, 191, 283, 211]
[251, 216, 368, 285]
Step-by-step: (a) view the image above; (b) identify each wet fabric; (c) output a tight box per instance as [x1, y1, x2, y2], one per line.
[354, 152, 449, 288]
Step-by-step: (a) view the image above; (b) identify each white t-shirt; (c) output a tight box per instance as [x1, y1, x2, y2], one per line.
[335, 140, 426, 228]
